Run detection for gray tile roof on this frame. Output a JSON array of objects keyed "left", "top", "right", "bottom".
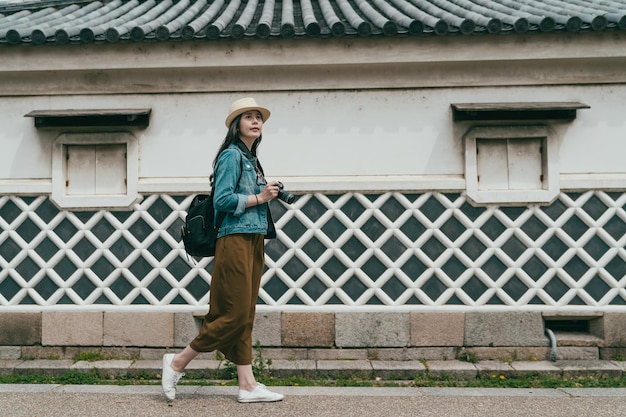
[{"left": 1, "top": 0, "right": 625, "bottom": 45}]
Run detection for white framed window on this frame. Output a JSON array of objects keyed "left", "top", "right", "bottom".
[
  {"left": 464, "top": 125, "right": 559, "bottom": 204},
  {"left": 51, "top": 132, "right": 139, "bottom": 209}
]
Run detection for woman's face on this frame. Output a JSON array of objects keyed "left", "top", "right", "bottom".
[{"left": 238, "top": 110, "right": 264, "bottom": 141}]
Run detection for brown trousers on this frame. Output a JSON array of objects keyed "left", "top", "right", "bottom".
[{"left": 189, "top": 233, "right": 264, "bottom": 365}]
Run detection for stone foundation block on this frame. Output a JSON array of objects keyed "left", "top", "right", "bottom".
[
  {"left": 420, "top": 347, "right": 457, "bottom": 361},
  {"left": 20, "top": 346, "right": 65, "bottom": 360},
  {"left": 469, "top": 346, "right": 549, "bottom": 362},
  {"left": 62, "top": 346, "right": 141, "bottom": 361},
  {"left": 410, "top": 312, "right": 464, "bottom": 347},
  {"left": 557, "top": 346, "right": 599, "bottom": 361},
  {"left": 426, "top": 360, "right": 477, "bottom": 379},
  {"left": 600, "top": 347, "right": 626, "bottom": 360},
  {"left": 0, "top": 346, "right": 21, "bottom": 360},
  {"left": 307, "top": 348, "right": 369, "bottom": 360},
  {"left": 104, "top": 312, "right": 173, "bottom": 347},
  {"left": 261, "top": 348, "right": 308, "bottom": 360},
  {"left": 611, "top": 361, "right": 626, "bottom": 373},
  {"left": 42, "top": 312, "right": 103, "bottom": 346},
  {"left": 174, "top": 313, "right": 199, "bottom": 348},
  {"left": 336, "top": 312, "right": 409, "bottom": 348},
  {"left": 560, "top": 360, "right": 623, "bottom": 378},
  {"left": 475, "top": 360, "right": 516, "bottom": 377},
  {"left": 317, "top": 360, "right": 373, "bottom": 379},
  {"left": 0, "top": 360, "right": 22, "bottom": 376},
  {"left": 15, "top": 359, "right": 74, "bottom": 376},
  {"left": 465, "top": 312, "right": 547, "bottom": 347},
  {"left": 603, "top": 313, "right": 626, "bottom": 347},
  {"left": 282, "top": 312, "right": 334, "bottom": 347},
  {"left": 129, "top": 359, "right": 162, "bottom": 375},
  {"left": 252, "top": 311, "right": 282, "bottom": 346},
  {"left": 139, "top": 348, "right": 168, "bottom": 360},
  {"left": 369, "top": 347, "right": 457, "bottom": 361},
  {"left": 270, "top": 359, "right": 317, "bottom": 378},
  {"left": 510, "top": 361, "right": 562, "bottom": 376},
  {"left": 72, "top": 360, "right": 134, "bottom": 377},
  {"left": 372, "top": 360, "right": 426, "bottom": 379},
  {"left": 0, "top": 313, "right": 41, "bottom": 345}
]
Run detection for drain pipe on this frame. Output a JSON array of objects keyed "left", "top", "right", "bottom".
[{"left": 545, "top": 328, "right": 557, "bottom": 362}]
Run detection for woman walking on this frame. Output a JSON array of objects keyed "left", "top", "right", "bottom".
[{"left": 162, "top": 97, "right": 284, "bottom": 403}]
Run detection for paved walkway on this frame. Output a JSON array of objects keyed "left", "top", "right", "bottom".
[
  {"left": 1, "top": 384, "right": 626, "bottom": 417},
  {"left": 2, "top": 359, "right": 626, "bottom": 416}
]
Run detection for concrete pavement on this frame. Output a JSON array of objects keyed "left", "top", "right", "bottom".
[
  {"left": 2, "top": 359, "right": 626, "bottom": 416},
  {"left": 1, "top": 384, "right": 626, "bottom": 417},
  {"left": 2, "top": 358, "right": 626, "bottom": 416}
]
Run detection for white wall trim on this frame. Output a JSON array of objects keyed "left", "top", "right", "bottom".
[
  {"left": 1, "top": 33, "right": 626, "bottom": 95},
  {"left": 560, "top": 173, "right": 626, "bottom": 191},
  {"left": 0, "top": 179, "right": 51, "bottom": 194},
  {"left": 2, "top": 173, "right": 626, "bottom": 195},
  {"left": 51, "top": 132, "right": 140, "bottom": 209},
  {"left": 1, "top": 304, "right": 626, "bottom": 313},
  {"left": 464, "top": 125, "right": 559, "bottom": 204},
  {"left": 137, "top": 175, "right": 467, "bottom": 194}
]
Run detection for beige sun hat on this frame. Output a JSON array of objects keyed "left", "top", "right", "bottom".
[{"left": 225, "top": 97, "right": 271, "bottom": 128}]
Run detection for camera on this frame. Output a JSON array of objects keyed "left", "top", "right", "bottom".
[{"left": 277, "top": 182, "right": 296, "bottom": 204}]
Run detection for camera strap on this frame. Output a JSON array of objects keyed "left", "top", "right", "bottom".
[{"left": 235, "top": 139, "right": 265, "bottom": 182}]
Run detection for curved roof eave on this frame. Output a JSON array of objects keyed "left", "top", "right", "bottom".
[{"left": 0, "top": 0, "right": 625, "bottom": 46}]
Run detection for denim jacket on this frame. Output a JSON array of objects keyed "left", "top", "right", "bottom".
[{"left": 213, "top": 142, "right": 276, "bottom": 239}]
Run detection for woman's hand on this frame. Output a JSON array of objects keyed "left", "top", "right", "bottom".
[{"left": 257, "top": 181, "right": 280, "bottom": 204}]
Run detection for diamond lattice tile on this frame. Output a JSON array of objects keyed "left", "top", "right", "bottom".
[{"left": 0, "top": 191, "right": 624, "bottom": 308}]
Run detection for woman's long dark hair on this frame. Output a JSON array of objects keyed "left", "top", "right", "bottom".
[{"left": 211, "top": 114, "right": 264, "bottom": 181}]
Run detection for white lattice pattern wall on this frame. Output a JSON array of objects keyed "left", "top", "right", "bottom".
[{"left": 0, "top": 191, "right": 624, "bottom": 310}]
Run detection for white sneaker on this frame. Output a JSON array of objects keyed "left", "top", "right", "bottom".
[
  {"left": 238, "top": 383, "right": 284, "bottom": 403},
  {"left": 161, "top": 353, "right": 184, "bottom": 401}
]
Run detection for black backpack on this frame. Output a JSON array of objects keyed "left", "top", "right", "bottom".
[
  {"left": 180, "top": 189, "right": 225, "bottom": 258},
  {"left": 181, "top": 156, "right": 242, "bottom": 258}
]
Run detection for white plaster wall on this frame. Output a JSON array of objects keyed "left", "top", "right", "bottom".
[
  {"left": 0, "top": 83, "right": 624, "bottom": 193},
  {"left": 0, "top": 96, "right": 53, "bottom": 180},
  {"left": 1, "top": 30, "right": 625, "bottom": 193},
  {"left": 558, "top": 86, "right": 626, "bottom": 174}
]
